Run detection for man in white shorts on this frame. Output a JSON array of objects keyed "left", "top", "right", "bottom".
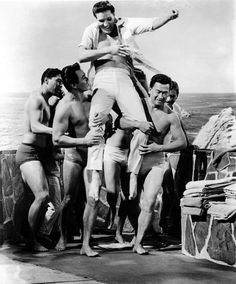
[{"left": 78, "top": 1, "right": 179, "bottom": 202}]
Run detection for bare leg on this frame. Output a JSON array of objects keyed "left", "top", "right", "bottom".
[
  {"left": 80, "top": 168, "right": 99, "bottom": 257},
  {"left": 88, "top": 170, "right": 101, "bottom": 201},
  {"left": 133, "top": 167, "right": 164, "bottom": 255},
  {"left": 115, "top": 190, "right": 128, "bottom": 244},
  {"left": 56, "top": 160, "right": 82, "bottom": 251},
  {"left": 104, "top": 158, "right": 121, "bottom": 230},
  {"left": 20, "top": 161, "right": 49, "bottom": 252}
]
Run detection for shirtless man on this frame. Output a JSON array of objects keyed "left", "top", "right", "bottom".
[
  {"left": 119, "top": 74, "right": 187, "bottom": 254},
  {"left": 52, "top": 63, "right": 104, "bottom": 255},
  {"left": 78, "top": 1, "right": 179, "bottom": 202},
  {"left": 16, "top": 68, "right": 63, "bottom": 251}
]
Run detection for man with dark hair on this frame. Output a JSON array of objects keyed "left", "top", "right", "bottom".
[
  {"left": 78, "top": 0, "right": 179, "bottom": 204},
  {"left": 161, "top": 80, "right": 191, "bottom": 240},
  {"left": 16, "top": 68, "right": 63, "bottom": 251},
  {"left": 166, "top": 80, "right": 190, "bottom": 119},
  {"left": 119, "top": 74, "right": 187, "bottom": 254},
  {"left": 52, "top": 63, "right": 104, "bottom": 255}
]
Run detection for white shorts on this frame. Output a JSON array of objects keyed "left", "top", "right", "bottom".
[{"left": 104, "top": 144, "right": 129, "bottom": 167}]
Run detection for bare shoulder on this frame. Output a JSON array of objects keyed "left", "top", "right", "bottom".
[
  {"left": 26, "top": 91, "right": 43, "bottom": 108},
  {"left": 168, "top": 111, "right": 181, "bottom": 126}
]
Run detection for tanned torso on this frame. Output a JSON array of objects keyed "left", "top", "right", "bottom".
[
  {"left": 61, "top": 93, "right": 90, "bottom": 139},
  {"left": 148, "top": 104, "right": 173, "bottom": 145}
]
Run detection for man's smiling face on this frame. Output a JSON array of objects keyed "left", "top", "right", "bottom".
[{"left": 95, "top": 10, "right": 116, "bottom": 35}]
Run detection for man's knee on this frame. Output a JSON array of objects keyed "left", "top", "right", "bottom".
[
  {"left": 141, "top": 199, "right": 155, "bottom": 213},
  {"left": 35, "top": 191, "right": 49, "bottom": 204},
  {"left": 87, "top": 196, "right": 99, "bottom": 207}
]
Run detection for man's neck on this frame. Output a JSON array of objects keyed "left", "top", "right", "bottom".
[
  {"left": 71, "top": 90, "right": 84, "bottom": 102},
  {"left": 148, "top": 97, "right": 164, "bottom": 111},
  {"left": 41, "top": 86, "right": 51, "bottom": 103}
]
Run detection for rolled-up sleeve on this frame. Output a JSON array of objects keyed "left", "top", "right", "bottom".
[
  {"left": 126, "top": 17, "right": 156, "bottom": 35},
  {"left": 78, "top": 24, "right": 95, "bottom": 49}
]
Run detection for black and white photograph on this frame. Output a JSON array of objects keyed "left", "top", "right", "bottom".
[{"left": 0, "top": 0, "right": 236, "bottom": 283}]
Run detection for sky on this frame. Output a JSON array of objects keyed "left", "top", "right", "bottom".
[{"left": 0, "top": 0, "right": 235, "bottom": 94}]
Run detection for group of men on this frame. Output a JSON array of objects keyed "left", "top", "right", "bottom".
[{"left": 16, "top": 1, "right": 187, "bottom": 256}]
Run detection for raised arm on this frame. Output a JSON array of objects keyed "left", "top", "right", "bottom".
[
  {"left": 29, "top": 98, "right": 52, "bottom": 135},
  {"left": 152, "top": 10, "right": 179, "bottom": 30}
]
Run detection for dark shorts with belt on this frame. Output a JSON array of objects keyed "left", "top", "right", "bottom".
[
  {"left": 16, "top": 143, "right": 60, "bottom": 177},
  {"left": 64, "top": 147, "right": 88, "bottom": 168}
]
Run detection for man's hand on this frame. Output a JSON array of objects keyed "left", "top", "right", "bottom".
[
  {"left": 84, "top": 130, "right": 103, "bottom": 146},
  {"left": 139, "top": 143, "right": 163, "bottom": 155},
  {"left": 137, "top": 121, "right": 154, "bottom": 135},
  {"left": 108, "top": 44, "right": 130, "bottom": 57},
  {"left": 83, "top": 90, "right": 93, "bottom": 101},
  {"left": 91, "top": 112, "right": 109, "bottom": 127},
  {"left": 170, "top": 9, "right": 179, "bottom": 20}
]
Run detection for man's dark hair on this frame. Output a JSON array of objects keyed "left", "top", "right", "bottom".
[
  {"left": 170, "top": 80, "right": 179, "bottom": 96},
  {"left": 61, "top": 63, "right": 81, "bottom": 92},
  {"left": 41, "top": 68, "right": 61, "bottom": 85},
  {"left": 92, "top": 1, "right": 115, "bottom": 17},
  {"left": 149, "top": 74, "right": 172, "bottom": 89}
]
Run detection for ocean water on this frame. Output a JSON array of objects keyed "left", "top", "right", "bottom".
[{"left": 0, "top": 92, "right": 235, "bottom": 151}]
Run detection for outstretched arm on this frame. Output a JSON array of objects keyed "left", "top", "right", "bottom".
[{"left": 152, "top": 10, "right": 179, "bottom": 30}]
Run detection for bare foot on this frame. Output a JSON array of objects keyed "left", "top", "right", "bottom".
[
  {"left": 133, "top": 244, "right": 149, "bottom": 255},
  {"left": 105, "top": 209, "right": 114, "bottom": 230},
  {"left": 130, "top": 236, "right": 136, "bottom": 247},
  {"left": 115, "top": 234, "right": 124, "bottom": 244},
  {"left": 26, "top": 240, "right": 48, "bottom": 252},
  {"left": 129, "top": 173, "right": 137, "bottom": 200},
  {"left": 55, "top": 237, "right": 66, "bottom": 251},
  {"left": 80, "top": 245, "right": 99, "bottom": 257}
]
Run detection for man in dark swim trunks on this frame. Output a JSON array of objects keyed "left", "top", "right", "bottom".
[
  {"left": 16, "top": 68, "right": 63, "bottom": 251},
  {"left": 52, "top": 63, "right": 105, "bottom": 256}
]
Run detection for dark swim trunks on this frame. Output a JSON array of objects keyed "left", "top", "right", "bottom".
[{"left": 16, "top": 143, "right": 60, "bottom": 177}]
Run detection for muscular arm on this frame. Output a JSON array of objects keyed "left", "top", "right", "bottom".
[
  {"left": 139, "top": 113, "right": 187, "bottom": 155},
  {"left": 52, "top": 102, "right": 88, "bottom": 147},
  {"left": 29, "top": 98, "right": 52, "bottom": 135},
  {"left": 162, "top": 113, "right": 187, "bottom": 152},
  {"left": 118, "top": 116, "right": 153, "bottom": 135}
]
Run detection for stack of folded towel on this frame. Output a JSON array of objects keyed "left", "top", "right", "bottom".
[
  {"left": 224, "top": 183, "right": 236, "bottom": 205},
  {"left": 181, "top": 177, "right": 236, "bottom": 216},
  {"left": 207, "top": 202, "right": 236, "bottom": 220}
]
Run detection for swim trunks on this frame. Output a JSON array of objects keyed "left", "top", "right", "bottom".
[{"left": 16, "top": 143, "right": 60, "bottom": 177}]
